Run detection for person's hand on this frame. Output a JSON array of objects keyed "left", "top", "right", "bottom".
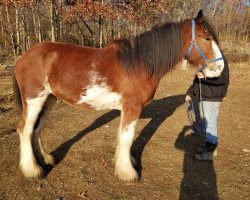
[
  {"left": 185, "top": 95, "right": 192, "bottom": 102},
  {"left": 195, "top": 72, "right": 205, "bottom": 79}
]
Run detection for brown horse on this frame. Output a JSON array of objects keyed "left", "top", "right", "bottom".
[{"left": 13, "top": 10, "right": 224, "bottom": 181}]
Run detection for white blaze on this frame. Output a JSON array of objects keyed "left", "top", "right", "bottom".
[
  {"left": 204, "top": 41, "right": 225, "bottom": 78},
  {"left": 212, "top": 40, "right": 224, "bottom": 71}
]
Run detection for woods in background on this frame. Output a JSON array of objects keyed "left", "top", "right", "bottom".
[{"left": 0, "top": 0, "right": 249, "bottom": 62}]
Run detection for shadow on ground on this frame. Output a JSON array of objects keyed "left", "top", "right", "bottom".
[
  {"left": 175, "top": 125, "right": 219, "bottom": 200},
  {"left": 45, "top": 94, "right": 185, "bottom": 178},
  {"left": 132, "top": 94, "right": 185, "bottom": 177}
]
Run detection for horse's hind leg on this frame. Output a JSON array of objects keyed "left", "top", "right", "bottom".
[
  {"left": 32, "top": 94, "right": 57, "bottom": 166},
  {"left": 115, "top": 104, "right": 141, "bottom": 181},
  {"left": 18, "top": 92, "right": 49, "bottom": 178}
]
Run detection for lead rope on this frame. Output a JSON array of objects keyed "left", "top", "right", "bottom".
[
  {"left": 198, "top": 78, "right": 206, "bottom": 135},
  {"left": 185, "top": 78, "right": 205, "bottom": 135},
  {"left": 185, "top": 100, "right": 197, "bottom": 133}
]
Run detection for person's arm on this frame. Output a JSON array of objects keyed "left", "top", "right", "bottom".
[{"left": 201, "top": 71, "right": 229, "bottom": 86}]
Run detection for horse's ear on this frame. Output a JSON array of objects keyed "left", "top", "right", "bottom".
[{"left": 196, "top": 9, "right": 203, "bottom": 24}]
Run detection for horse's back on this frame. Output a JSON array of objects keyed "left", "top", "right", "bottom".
[
  {"left": 16, "top": 41, "right": 101, "bottom": 67},
  {"left": 14, "top": 41, "right": 121, "bottom": 104}
]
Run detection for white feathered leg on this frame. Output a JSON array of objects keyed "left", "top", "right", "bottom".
[
  {"left": 115, "top": 118, "right": 138, "bottom": 181},
  {"left": 19, "top": 93, "right": 48, "bottom": 177}
]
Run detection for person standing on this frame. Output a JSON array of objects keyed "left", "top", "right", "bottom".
[{"left": 185, "top": 56, "right": 229, "bottom": 160}]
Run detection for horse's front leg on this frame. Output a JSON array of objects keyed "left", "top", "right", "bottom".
[{"left": 115, "top": 104, "right": 141, "bottom": 181}]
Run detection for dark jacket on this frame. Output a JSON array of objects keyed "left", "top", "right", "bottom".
[{"left": 186, "top": 56, "right": 229, "bottom": 102}]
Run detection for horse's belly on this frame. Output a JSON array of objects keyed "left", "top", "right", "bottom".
[{"left": 75, "top": 84, "right": 122, "bottom": 110}]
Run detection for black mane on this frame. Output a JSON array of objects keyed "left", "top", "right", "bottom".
[{"left": 116, "top": 22, "right": 183, "bottom": 76}]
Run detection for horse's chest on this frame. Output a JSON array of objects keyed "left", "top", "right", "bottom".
[{"left": 76, "top": 83, "right": 122, "bottom": 110}]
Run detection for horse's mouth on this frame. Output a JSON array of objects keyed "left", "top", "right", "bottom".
[
  {"left": 201, "top": 61, "right": 224, "bottom": 78},
  {"left": 203, "top": 67, "right": 223, "bottom": 78}
]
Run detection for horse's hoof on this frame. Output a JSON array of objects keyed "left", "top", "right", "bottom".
[
  {"left": 44, "top": 153, "right": 55, "bottom": 166},
  {"left": 20, "top": 164, "right": 43, "bottom": 178},
  {"left": 115, "top": 167, "right": 138, "bottom": 182}
]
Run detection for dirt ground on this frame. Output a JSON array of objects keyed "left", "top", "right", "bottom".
[{"left": 0, "top": 55, "right": 249, "bottom": 200}]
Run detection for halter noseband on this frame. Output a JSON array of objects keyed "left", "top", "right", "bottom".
[{"left": 184, "top": 19, "right": 223, "bottom": 69}]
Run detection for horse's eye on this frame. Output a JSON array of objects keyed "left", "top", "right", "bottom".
[{"left": 205, "top": 37, "right": 211, "bottom": 41}]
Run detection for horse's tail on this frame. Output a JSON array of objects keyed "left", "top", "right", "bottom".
[{"left": 12, "top": 74, "right": 22, "bottom": 112}]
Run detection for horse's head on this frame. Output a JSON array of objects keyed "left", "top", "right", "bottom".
[{"left": 183, "top": 10, "right": 224, "bottom": 78}]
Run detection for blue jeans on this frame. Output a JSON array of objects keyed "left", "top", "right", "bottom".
[{"left": 199, "top": 101, "right": 221, "bottom": 145}]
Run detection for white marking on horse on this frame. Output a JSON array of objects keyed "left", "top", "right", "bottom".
[
  {"left": 44, "top": 77, "right": 53, "bottom": 94},
  {"left": 20, "top": 90, "right": 49, "bottom": 177},
  {"left": 115, "top": 119, "right": 138, "bottom": 180},
  {"left": 204, "top": 41, "right": 225, "bottom": 78},
  {"left": 76, "top": 71, "right": 122, "bottom": 110},
  {"left": 90, "top": 63, "right": 96, "bottom": 69}
]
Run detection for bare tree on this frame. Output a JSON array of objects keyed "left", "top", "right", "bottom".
[
  {"left": 5, "top": 5, "right": 16, "bottom": 59},
  {"left": 0, "top": 0, "right": 249, "bottom": 62}
]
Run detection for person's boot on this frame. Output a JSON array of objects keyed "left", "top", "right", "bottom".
[{"left": 194, "top": 142, "right": 217, "bottom": 161}]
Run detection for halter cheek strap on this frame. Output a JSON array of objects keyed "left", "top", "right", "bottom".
[{"left": 185, "top": 19, "right": 223, "bottom": 68}]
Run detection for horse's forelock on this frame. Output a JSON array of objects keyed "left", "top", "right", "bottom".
[{"left": 202, "top": 17, "right": 220, "bottom": 47}]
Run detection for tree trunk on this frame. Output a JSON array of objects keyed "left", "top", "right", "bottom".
[
  {"left": 37, "top": 12, "right": 42, "bottom": 42},
  {"left": 0, "top": 6, "right": 6, "bottom": 47},
  {"left": 21, "top": 6, "right": 30, "bottom": 52},
  {"left": 75, "top": 19, "right": 85, "bottom": 44},
  {"left": 111, "top": 19, "right": 115, "bottom": 40},
  {"left": 14, "top": 2, "right": 21, "bottom": 55},
  {"left": 32, "top": 6, "right": 38, "bottom": 41},
  {"left": 50, "top": 0, "right": 56, "bottom": 42},
  {"left": 5, "top": 6, "right": 16, "bottom": 59},
  {"left": 99, "top": 15, "right": 103, "bottom": 47}
]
